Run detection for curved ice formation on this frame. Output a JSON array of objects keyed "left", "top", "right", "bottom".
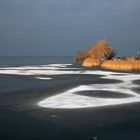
[
  {"left": 38, "top": 72, "right": 140, "bottom": 109},
  {"left": 0, "top": 64, "right": 140, "bottom": 109},
  {"left": 0, "top": 64, "right": 80, "bottom": 79},
  {"left": 0, "top": 64, "right": 128, "bottom": 77}
]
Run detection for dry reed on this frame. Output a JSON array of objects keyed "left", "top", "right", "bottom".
[
  {"left": 101, "top": 59, "right": 140, "bottom": 71},
  {"left": 74, "top": 40, "right": 114, "bottom": 62}
]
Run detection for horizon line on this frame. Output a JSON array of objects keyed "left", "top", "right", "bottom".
[{"left": 0, "top": 55, "right": 74, "bottom": 58}]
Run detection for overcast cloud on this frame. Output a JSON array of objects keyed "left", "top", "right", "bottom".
[{"left": 0, "top": 0, "right": 140, "bottom": 56}]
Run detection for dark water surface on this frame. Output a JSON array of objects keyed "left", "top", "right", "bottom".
[
  {"left": 0, "top": 57, "right": 140, "bottom": 140},
  {"left": 0, "top": 56, "right": 73, "bottom": 66}
]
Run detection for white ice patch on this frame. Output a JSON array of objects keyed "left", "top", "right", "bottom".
[
  {"left": 0, "top": 64, "right": 128, "bottom": 76},
  {"left": 38, "top": 72, "right": 140, "bottom": 109},
  {"left": 35, "top": 76, "right": 52, "bottom": 80},
  {"left": 46, "top": 64, "right": 72, "bottom": 67},
  {"left": 0, "top": 64, "right": 140, "bottom": 109},
  {"left": 0, "top": 64, "right": 80, "bottom": 77},
  {"left": 0, "top": 64, "right": 78, "bottom": 70}
]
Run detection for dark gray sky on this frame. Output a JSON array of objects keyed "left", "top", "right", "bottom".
[{"left": 0, "top": 0, "right": 140, "bottom": 56}]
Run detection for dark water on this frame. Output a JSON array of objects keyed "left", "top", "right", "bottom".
[
  {"left": 0, "top": 56, "right": 73, "bottom": 66},
  {"left": 0, "top": 56, "right": 73, "bottom": 93},
  {"left": 0, "top": 57, "right": 140, "bottom": 140}
]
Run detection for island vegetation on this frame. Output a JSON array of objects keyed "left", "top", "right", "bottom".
[{"left": 74, "top": 40, "right": 140, "bottom": 71}]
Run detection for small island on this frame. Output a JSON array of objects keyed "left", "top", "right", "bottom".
[{"left": 74, "top": 40, "right": 140, "bottom": 71}]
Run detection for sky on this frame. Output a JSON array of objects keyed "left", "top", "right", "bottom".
[{"left": 0, "top": 0, "right": 140, "bottom": 56}]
